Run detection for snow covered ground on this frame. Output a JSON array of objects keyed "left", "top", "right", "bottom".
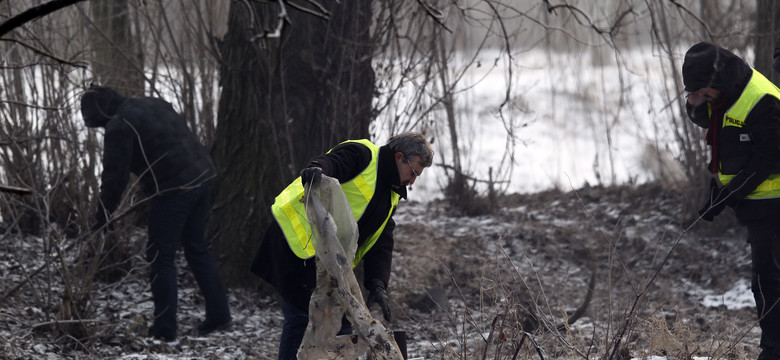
[
  {"left": 0, "top": 27, "right": 763, "bottom": 358},
  {"left": 0, "top": 184, "right": 763, "bottom": 359}
]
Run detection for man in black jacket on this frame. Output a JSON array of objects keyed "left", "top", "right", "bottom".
[
  {"left": 250, "top": 132, "right": 434, "bottom": 360},
  {"left": 683, "top": 42, "right": 780, "bottom": 360},
  {"left": 80, "top": 85, "right": 231, "bottom": 343}
]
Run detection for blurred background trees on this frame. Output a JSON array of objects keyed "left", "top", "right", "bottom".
[{"left": 0, "top": 0, "right": 778, "bottom": 301}]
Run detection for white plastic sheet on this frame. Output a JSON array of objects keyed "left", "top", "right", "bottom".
[{"left": 297, "top": 176, "right": 403, "bottom": 360}]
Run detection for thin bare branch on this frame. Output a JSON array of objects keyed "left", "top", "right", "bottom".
[
  {"left": 0, "top": 38, "right": 86, "bottom": 68},
  {"left": 0, "top": 0, "right": 87, "bottom": 38}
]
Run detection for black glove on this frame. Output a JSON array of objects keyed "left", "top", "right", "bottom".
[
  {"left": 300, "top": 167, "right": 322, "bottom": 186},
  {"left": 366, "top": 279, "right": 391, "bottom": 321},
  {"left": 699, "top": 178, "right": 734, "bottom": 222}
]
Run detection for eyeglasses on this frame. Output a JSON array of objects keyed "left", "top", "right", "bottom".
[{"left": 404, "top": 157, "right": 421, "bottom": 178}]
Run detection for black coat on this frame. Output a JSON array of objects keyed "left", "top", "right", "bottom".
[
  {"left": 93, "top": 95, "right": 216, "bottom": 220},
  {"left": 250, "top": 142, "right": 406, "bottom": 311}
]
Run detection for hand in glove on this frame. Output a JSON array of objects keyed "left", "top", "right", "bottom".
[
  {"left": 366, "top": 279, "right": 391, "bottom": 321},
  {"left": 699, "top": 178, "right": 734, "bottom": 222},
  {"left": 300, "top": 167, "right": 322, "bottom": 186}
]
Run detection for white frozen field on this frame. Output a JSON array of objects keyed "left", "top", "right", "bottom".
[{"left": 374, "top": 45, "right": 756, "bottom": 202}]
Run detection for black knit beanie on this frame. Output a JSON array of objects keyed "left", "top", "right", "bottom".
[
  {"left": 80, "top": 85, "right": 124, "bottom": 128},
  {"left": 682, "top": 42, "right": 723, "bottom": 92}
]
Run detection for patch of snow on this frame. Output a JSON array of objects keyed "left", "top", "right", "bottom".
[{"left": 700, "top": 279, "right": 755, "bottom": 310}]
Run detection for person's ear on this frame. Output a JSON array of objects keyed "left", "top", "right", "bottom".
[{"left": 394, "top": 151, "right": 404, "bottom": 160}]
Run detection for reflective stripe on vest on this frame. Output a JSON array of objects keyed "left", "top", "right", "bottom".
[
  {"left": 271, "top": 139, "right": 400, "bottom": 266},
  {"left": 718, "top": 69, "right": 780, "bottom": 199}
]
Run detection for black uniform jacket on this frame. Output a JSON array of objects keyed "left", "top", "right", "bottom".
[
  {"left": 250, "top": 142, "right": 406, "bottom": 311},
  {"left": 686, "top": 50, "right": 780, "bottom": 223},
  {"left": 97, "top": 96, "right": 216, "bottom": 218}
]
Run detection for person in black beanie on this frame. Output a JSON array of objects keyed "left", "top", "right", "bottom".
[
  {"left": 80, "top": 85, "right": 232, "bottom": 343},
  {"left": 683, "top": 42, "right": 780, "bottom": 360}
]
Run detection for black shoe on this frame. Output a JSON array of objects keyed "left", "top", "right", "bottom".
[
  {"left": 758, "top": 349, "right": 780, "bottom": 360},
  {"left": 197, "top": 318, "right": 232, "bottom": 336},
  {"left": 150, "top": 335, "right": 179, "bottom": 346},
  {"left": 148, "top": 328, "right": 178, "bottom": 345}
]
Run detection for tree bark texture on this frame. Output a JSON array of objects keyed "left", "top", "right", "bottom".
[
  {"left": 754, "top": 0, "right": 780, "bottom": 84},
  {"left": 209, "top": 1, "right": 375, "bottom": 287}
]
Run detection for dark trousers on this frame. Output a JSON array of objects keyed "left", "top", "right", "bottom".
[
  {"left": 146, "top": 181, "right": 230, "bottom": 339},
  {"left": 278, "top": 298, "right": 352, "bottom": 360},
  {"left": 748, "top": 221, "right": 780, "bottom": 356}
]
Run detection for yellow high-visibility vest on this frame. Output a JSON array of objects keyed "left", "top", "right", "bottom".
[
  {"left": 271, "top": 139, "right": 400, "bottom": 267},
  {"left": 718, "top": 69, "right": 780, "bottom": 199}
]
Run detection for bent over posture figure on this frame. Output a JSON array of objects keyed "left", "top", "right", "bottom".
[
  {"left": 80, "top": 85, "right": 231, "bottom": 343},
  {"left": 683, "top": 42, "right": 780, "bottom": 360},
  {"left": 250, "top": 132, "right": 434, "bottom": 360}
]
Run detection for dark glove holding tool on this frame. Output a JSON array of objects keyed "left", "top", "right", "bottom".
[
  {"left": 699, "top": 178, "right": 734, "bottom": 222},
  {"left": 366, "top": 278, "right": 391, "bottom": 321},
  {"left": 300, "top": 167, "right": 323, "bottom": 186}
]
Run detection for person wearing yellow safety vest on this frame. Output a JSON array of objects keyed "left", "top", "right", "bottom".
[
  {"left": 683, "top": 42, "right": 780, "bottom": 360},
  {"left": 249, "top": 132, "right": 434, "bottom": 360}
]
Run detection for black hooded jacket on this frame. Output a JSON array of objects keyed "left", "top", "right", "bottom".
[
  {"left": 81, "top": 87, "right": 216, "bottom": 223},
  {"left": 250, "top": 142, "right": 405, "bottom": 311},
  {"left": 683, "top": 43, "right": 780, "bottom": 223}
]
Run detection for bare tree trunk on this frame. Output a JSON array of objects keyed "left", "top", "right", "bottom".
[
  {"left": 87, "top": 0, "right": 144, "bottom": 281},
  {"left": 89, "top": 0, "right": 143, "bottom": 95},
  {"left": 435, "top": 27, "right": 472, "bottom": 213},
  {"left": 755, "top": 0, "right": 780, "bottom": 84},
  {"left": 208, "top": 0, "right": 375, "bottom": 287},
  {"left": 207, "top": 2, "right": 278, "bottom": 288}
]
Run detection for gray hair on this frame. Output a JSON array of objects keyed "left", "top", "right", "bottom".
[{"left": 386, "top": 132, "right": 434, "bottom": 167}]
